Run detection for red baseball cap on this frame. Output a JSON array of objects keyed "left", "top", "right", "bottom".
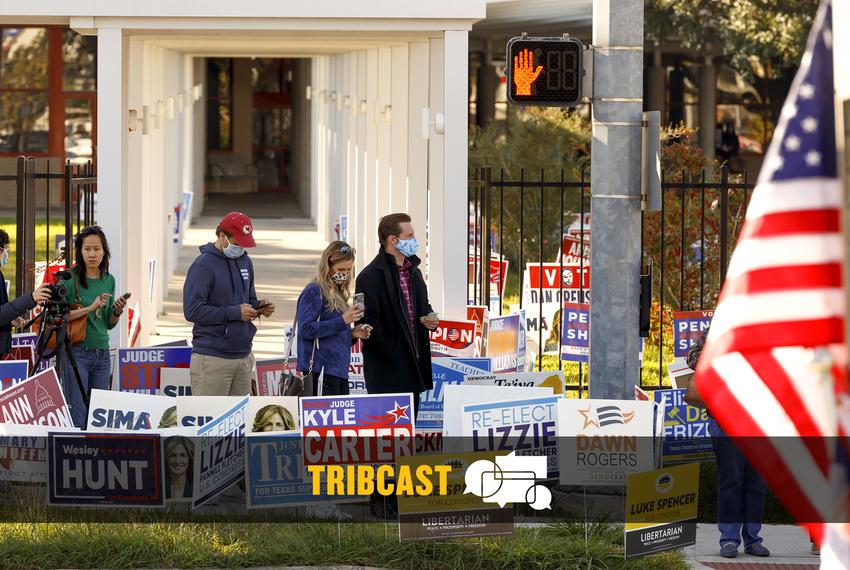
[{"left": 219, "top": 211, "right": 256, "bottom": 247}]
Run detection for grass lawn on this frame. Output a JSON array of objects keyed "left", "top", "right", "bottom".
[
  {"left": 0, "top": 218, "right": 69, "bottom": 298},
  {"left": 0, "top": 520, "right": 687, "bottom": 569}
]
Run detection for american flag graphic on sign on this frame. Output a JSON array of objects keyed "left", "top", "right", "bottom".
[{"left": 694, "top": 0, "right": 850, "bottom": 555}]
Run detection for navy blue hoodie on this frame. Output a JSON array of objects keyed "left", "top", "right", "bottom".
[{"left": 183, "top": 243, "right": 258, "bottom": 359}]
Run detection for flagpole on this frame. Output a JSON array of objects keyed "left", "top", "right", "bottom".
[{"left": 835, "top": 0, "right": 850, "bottom": 368}]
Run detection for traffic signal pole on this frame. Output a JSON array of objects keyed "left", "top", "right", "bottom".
[{"left": 588, "top": 0, "right": 644, "bottom": 399}]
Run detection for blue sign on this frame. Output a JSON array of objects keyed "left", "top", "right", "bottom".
[
  {"left": 117, "top": 347, "right": 193, "bottom": 394},
  {"left": 300, "top": 394, "right": 414, "bottom": 465},
  {"left": 652, "top": 388, "right": 713, "bottom": 465},
  {"left": 246, "top": 432, "right": 342, "bottom": 508},
  {"left": 419, "top": 357, "right": 492, "bottom": 429},
  {"left": 47, "top": 432, "right": 165, "bottom": 507},
  {"left": 560, "top": 303, "right": 589, "bottom": 363},
  {"left": 194, "top": 396, "right": 248, "bottom": 508},
  {"left": 0, "top": 360, "right": 30, "bottom": 391},
  {"left": 672, "top": 310, "right": 713, "bottom": 358}
]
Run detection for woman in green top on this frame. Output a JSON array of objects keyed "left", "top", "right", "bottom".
[{"left": 61, "top": 226, "right": 131, "bottom": 428}]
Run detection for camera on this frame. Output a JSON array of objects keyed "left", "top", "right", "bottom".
[{"left": 42, "top": 270, "right": 73, "bottom": 318}]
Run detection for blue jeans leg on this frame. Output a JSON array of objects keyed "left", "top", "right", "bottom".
[
  {"left": 710, "top": 420, "right": 765, "bottom": 547},
  {"left": 63, "top": 347, "right": 111, "bottom": 429}
]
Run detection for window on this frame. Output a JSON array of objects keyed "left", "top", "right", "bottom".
[
  {"left": 0, "top": 28, "right": 49, "bottom": 153},
  {"left": 206, "top": 58, "right": 233, "bottom": 150},
  {"left": 62, "top": 30, "right": 96, "bottom": 91}
]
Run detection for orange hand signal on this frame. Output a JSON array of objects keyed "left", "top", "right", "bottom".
[{"left": 513, "top": 48, "right": 543, "bottom": 96}]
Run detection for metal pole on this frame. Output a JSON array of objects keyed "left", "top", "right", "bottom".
[
  {"left": 719, "top": 165, "right": 729, "bottom": 286},
  {"left": 64, "top": 162, "right": 73, "bottom": 270},
  {"left": 15, "top": 157, "right": 25, "bottom": 297},
  {"left": 481, "top": 167, "right": 493, "bottom": 306},
  {"left": 589, "top": 0, "right": 645, "bottom": 399},
  {"left": 21, "top": 158, "right": 36, "bottom": 296}
]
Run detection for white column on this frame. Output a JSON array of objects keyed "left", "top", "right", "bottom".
[
  {"left": 426, "top": 38, "right": 444, "bottom": 293},
  {"left": 390, "top": 45, "right": 409, "bottom": 212},
  {"left": 407, "top": 42, "right": 429, "bottom": 235},
  {"left": 97, "top": 28, "right": 129, "bottom": 348},
  {"left": 310, "top": 57, "right": 321, "bottom": 229},
  {"left": 354, "top": 50, "right": 368, "bottom": 269},
  {"left": 376, "top": 47, "right": 392, "bottom": 218},
  {"left": 364, "top": 49, "right": 379, "bottom": 254},
  {"left": 440, "top": 30, "right": 468, "bottom": 316},
  {"left": 125, "top": 37, "right": 143, "bottom": 345}
]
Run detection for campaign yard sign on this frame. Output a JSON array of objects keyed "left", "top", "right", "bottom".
[
  {"left": 87, "top": 390, "right": 175, "bottom": 431},
  {"left": 397, "top": 451, "right": 514, "bottom": 540},
  {"left": 522, "top": 263, "right": 590, "bottom": 355},
  {"left": 672, "top": 310, "right": 713, "bottom": 358},
  {"left": 47, "top": 431, "right": 165, "bottom": 507},
  {"left": 300, "top": 394, "right": 414, "bottom": 465},
  {"left": 430, "top": 319, "right": 478, "bottom": 358},
  {"left": 466, "top": 306, "right": 488, "bottom": 356},
  {"left": 463, "top": 371, "right": 565, "bottom": 396},
  {"left": 419, "top": 357, "right": 492, "bottom": 430},
  {"left": 487, "top": 314, "right": 522, "bottom": 373},
  {"left": 4, "top": 335, "right": 35, "bottom": 368},
  {"left": 177, "top": 396, "right": 244, "bottom": 428},
  {"left": 560, "top": 234, "right": 590, "bottom": 265},
  {"left": 558, "top": 399, "right": 658, "bottom": 486},
  {"left": 158, "top": 368, "right": 192, "bottom": 398},
  {"left": 0, "top": 368, "right": 72, "bottom": 427},
  {"left": 462, "top": 395, "right": 560, "bottom": 479},
  {"left": 560, "top": 303, "right": 590, "bottom": 362},
  {"left": 254, "top": 357, "right": 297, "bottom": 397},
  {"left": 442, "top": 384, "right": 551, "bottom": 439},
  {"left": 625, "top": 463, "right": 699, "bottom": 559},
  {"left": 652, "top": 389, "right": 713, "bottom": 465},
  {"left": 193, "top": 396, "right": 248, "bottom": 508},
  {"left": 246, "top": 396, "right": 300, "bottom": 431},
  {"left": 0, "top": 423, "right": 79, "bottom": 483},
  {"left": 245, "top": 431, "right": 355, "bottom": 508},
  {"left": 0, "top": 360, "right": 30, "bottom": 392},
  {"left": 116, "top": 347, "right": 192, "bottom": 394},
  {"left": 348, "top": 342, "right": 366, "bottom": 395},
  {"left": 415, "top": 429, "right": 443, "bottom": 455}
]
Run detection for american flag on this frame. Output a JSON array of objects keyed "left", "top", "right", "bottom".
[{"left": 694, "top": 0, "right": 849, "bottom": 551}]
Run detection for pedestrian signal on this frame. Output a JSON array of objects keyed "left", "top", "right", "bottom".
[{"left": 506, "top": 35, "right": 584, "bottom": 107}]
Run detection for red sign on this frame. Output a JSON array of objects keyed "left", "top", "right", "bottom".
[
  {"left": 255, "top": 357, "right": 297, "bottom": 397},
  {"left": 526, "top": 263, "right": 590, "bottom": 290},
  {"left": 0, "top": 368, "right": 72, "bottom": 427},
  {"left": 561, "top": 234, "right": 590, "bottom": 265},
  {"left": 429, "top": 319, "right": 477, "bottom": 357},
  {"left": 468, "top": 255, "right": 509, "bottom": 296}
]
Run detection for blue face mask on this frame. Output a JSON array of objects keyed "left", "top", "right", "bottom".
[
  {"left": 222, "top": 238, "right": 244, "bottom": 259},
  {"left": 0, "top": 253, "right": 7, "bottom": 268},
  {"left": 395, "top": 236, "right": 419, "bottom": 258}
]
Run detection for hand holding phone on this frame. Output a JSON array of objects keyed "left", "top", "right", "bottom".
[{"left": 353, "top": 292, "right": 365, "bottom": 311}]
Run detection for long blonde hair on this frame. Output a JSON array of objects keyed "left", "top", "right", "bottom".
[{"left": 314, "top": 241, "right": 355, "bottom": 313}]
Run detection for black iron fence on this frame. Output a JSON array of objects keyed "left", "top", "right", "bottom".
[
  {"left": 467, "top": 165, "right": 754, "bottom": 393},
  {"left": 0, "top": 156, "right": 96, "bottom": 296}
]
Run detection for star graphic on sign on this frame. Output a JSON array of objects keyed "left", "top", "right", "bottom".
[
  {"left": 784, "top": 135, "right": 801, "bottom": 151},
  {"left": 798, "top": 83, "right": 815, "bottom": 99},
  {"left": 387, "top": 402, "right": 409, "bottom": 423},
  {"left": 801, "top": 116, "right": 818, "bottom": 133},
  {"left": 805, "top": 151, "right": 821, "bottom": 167},
  {"left": 577, "top": 406, "right": 599, "bottom": 429}
]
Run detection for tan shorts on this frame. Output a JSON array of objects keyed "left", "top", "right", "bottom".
[{"left": 189, "top": 352, "right": 255, "bottom": 396}]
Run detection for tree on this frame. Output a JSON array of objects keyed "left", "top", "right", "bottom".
[{"left": 646, "top": 0, "right": 819, "bottom": 80}]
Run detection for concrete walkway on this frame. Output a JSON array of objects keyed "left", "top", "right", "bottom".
[
  {"left": 685, "top": 524, "right": 820, "bottom": 569},
  {"left": 153, "top": 204, "right": 328, "bottom": 359}
]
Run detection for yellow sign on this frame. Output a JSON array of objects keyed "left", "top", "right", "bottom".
[
  {"left": 625, "top": 463, "right": 699, "bottom": 559},
  {"left": 306, "top": 464, "right": 451, "bottom": 497}
]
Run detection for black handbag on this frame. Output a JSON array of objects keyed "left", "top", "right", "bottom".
[{"left": 280, "top": 315, "right": 318, "bottom": 397}]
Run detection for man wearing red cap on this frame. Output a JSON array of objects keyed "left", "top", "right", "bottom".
[{"left": 183, "top": 212, "right": 275, "bottom": 395}]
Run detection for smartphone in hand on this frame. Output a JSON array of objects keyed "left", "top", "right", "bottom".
[{"left": 353, "top": 293, "right": 365, "bottom": 310}]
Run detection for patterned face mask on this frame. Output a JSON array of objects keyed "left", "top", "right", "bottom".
[{"left": 331, "top": 271, "right": 350, "bottom": 284}]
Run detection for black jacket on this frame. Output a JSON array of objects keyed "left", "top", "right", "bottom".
[
  {"left": 0, "top": 272, "right": 37, "bottom": 355},
  {"left": 355, "top": 251, "right": 434, "bottom": 394}
]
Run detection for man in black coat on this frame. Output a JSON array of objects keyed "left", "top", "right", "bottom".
[
  {"left": 0, "top": 229, "right": 51, "bottom": 356},
  {"left": 355, "top": 213, "right": 438, "bottom": 417}
]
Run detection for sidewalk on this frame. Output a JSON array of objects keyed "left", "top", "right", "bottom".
[
  {"left": 153, "top": 212, "right": 328, "bottom": 358},
  {"left": 685, "top": 524, "right": 819, "bottom": 569}
]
